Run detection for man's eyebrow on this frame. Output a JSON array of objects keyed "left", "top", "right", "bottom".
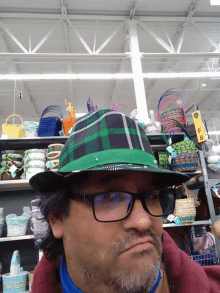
[{"left": 99, "top": 174, "right": 122, "bottom": 184}]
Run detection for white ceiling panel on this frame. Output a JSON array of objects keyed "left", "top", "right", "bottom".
[{"left": 0, "top": 0, "right": 220, "bottom": 128}]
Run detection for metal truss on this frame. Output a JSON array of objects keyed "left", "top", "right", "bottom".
[{"left": 0, "top": 2, "right": 220, "bottom": 120}]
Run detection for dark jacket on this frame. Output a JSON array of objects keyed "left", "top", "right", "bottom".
[{"left": 31, "top": 231, "right": 220, "bottom": 292}]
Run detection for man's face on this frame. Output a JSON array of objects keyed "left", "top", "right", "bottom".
[{"left": 50, "top": 171, "right": 164, "bottom": 293}]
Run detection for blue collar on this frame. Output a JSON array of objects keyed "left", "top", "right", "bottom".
[{"left": 60, "top": 254, "right": 162, "bottom": 293}]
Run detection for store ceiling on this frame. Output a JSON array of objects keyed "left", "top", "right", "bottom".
[{"left": 0, "top": 0, "right": 220, "bottom": 134}]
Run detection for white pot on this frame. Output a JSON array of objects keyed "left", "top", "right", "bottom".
[
  {"left": 24, "top": 149, "right": 46, "bottom": 162},
  {"left": 26, "top": 167, "right": 45, "bottom": 180},
  {"left": 26, "top": 160, "right": 45, "bottom": 169}
]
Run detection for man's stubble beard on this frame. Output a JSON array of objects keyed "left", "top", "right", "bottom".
[{"left": 74, "top": 230, "right": 163, "bottom": 293}]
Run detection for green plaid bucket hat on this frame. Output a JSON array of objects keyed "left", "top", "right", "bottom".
[{"left": 30, "top": 109, "right": 189, "bottom": 193}]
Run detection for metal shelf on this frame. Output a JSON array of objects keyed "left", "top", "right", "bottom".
[
  {"left": 0, "top": 235, "right": 34, "bottom": 242},
  {"left": 0, "top": 179, "right": 32, "bottom": 191},
  {"left": 0, "top": 134, "right": 185, "bottom": 151},
  {"left": 163, "top": 220, "right": 212, "bottom": 228},
  {"left": 0, "top": 136, "right": 69, "bottom": 151}
]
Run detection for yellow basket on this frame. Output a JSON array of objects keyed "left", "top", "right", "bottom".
[{"left": 2, "top": 114, "right": 25, "bottom": 138}]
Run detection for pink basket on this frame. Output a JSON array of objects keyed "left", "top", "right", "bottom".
[{"left": 158, "top": 90, "right": 186, "bottom": 133}]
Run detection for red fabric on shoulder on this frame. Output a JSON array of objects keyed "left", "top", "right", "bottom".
[
  {"left": 163, "top": 230, "right": 220, "bottom": 293},
  {"left": 31, "top": 252, "right": 62, "bottom": 293}
]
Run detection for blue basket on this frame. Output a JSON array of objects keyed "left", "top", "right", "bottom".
[
  {"left": 38, "top": 105, "right": 63, "bottom": 137},
  {"left": 2, "top": 272, "right": 28, "bottom": 293}
]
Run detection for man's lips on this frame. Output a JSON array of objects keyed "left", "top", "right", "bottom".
[{"left": 121, "top": 237, "right": 154, "bottom": 254}]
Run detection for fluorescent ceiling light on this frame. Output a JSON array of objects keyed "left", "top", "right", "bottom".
[
  {"left": 0, "top": 74, "right": 133, "bottom": 80},
  {"left": 210, "top": 0, "right": 220, "bottom": 5},
  {"left": 1, "top": 72, "right": 220, "bottom": 80}
]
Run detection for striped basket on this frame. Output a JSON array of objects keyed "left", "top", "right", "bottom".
[
  {"left": 2, "top": 272, "right": 28, "bottom": 293},
  {"left": 158, "top": 152, "right": 170, "bottom": 170},
  {"left": 162, "top": 119, "right": 199, "bottom": 172},
  {"left": 171, "top": 140, "right": 198, "bottom": 172},
  {"left": 158, "top": 89, "right": 186, "bottom": 133}
]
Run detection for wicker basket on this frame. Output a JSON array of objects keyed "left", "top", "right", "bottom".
[
  {"left": 162, "top": 119, "right": 199, "bottom": 172},
  {"left": 158, "top": 152, "right": 170, "bottom": 170},
  {"left": 158, "top": 89, "right": 186, "bottom": 133},
  {"left": 6, "top": 215, "right": 29, "bottom": 237},
  {"left": 2, "top": 272, "right": 28, "bottom": 293},
  {"left": 174, "top": 184, "right": 196, "bottom": 224}
]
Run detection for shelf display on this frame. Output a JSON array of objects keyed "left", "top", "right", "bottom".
[
  {"left": 0, "top": 208, "right": 4, "bottom": 237},
  {"left": 158, "top": 88, "right": 186, "bottom": 133},
  {"left": 23, "top": 121, "right": 39, "bottom": 138},
  {"left": 1, "top": 114, "right": 25, "bottom": 139},
  {"left": 5, "top": 207, "right": 31, "bottom": 237},
  {"left": 2, "top": 250, "right": 28, "bottom": 293},
  {"left": 62, "top": 99, "right": 77, "bottom": 136},
  {"left": 23, "top": 149, "right": 46, "bottom": 180},
  {"left": 0, "top": 153, "right": 24, "bottom": 180},
  {"left": 38, "top": 105, "right": 63, "bottom": 137},
  {"left": 46, "top": 143, "right": 64, "bottom": 172}
]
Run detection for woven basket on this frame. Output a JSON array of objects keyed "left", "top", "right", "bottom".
[
  {"left": 162, "top": 119, "right": 199, "bottom": 172},
  {"left": 2, "top": 272, "right": 28, "bottom": 293},
  {"left": 158, "top": 152, "right": 170, "bottom": 170},
  {"left": 6, "top": 215, "right": 29, "bottom": 237},
  {"left": 158, "top": 89, "right": 186, "bottom": 133},
  {"left": 174, "top": 198, "right": 196, "bottom": 224},
  {"left": 174, "top": 183, "right": 196, "bottom": 224},
  {"left": 2, "top": 114, "right": 25, "bottom": 138}
]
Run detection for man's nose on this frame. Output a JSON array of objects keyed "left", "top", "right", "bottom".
[{"left": 122, "top": 199, "right": 153, "bottom": 231}]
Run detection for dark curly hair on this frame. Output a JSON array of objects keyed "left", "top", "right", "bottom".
[{"left": 35, "top": 172, "right": 91, "bottom": 261}]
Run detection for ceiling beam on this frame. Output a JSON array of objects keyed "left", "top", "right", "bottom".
[
  {"left": 0, "top": 13, "right": 220, "bottom": 23},
  {"left": 138, "top": 20, "right": 176, "bottom": 53},
  {"left": 0, "top": 53, "right": 130, "bottom": 59},
  {"left": 145, "top": 0, "right": 200, "bottom": 109}
]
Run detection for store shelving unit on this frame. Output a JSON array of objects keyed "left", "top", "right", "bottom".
[
  {"left": 0, "top": 235, "right": 34, "bottom": 242},
  {"left": 0, "top": 133, "right": 219, "bottom": 286}
]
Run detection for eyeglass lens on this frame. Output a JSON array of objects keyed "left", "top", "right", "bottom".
[{"left": 94, "top": 190, "right": 175, "bottom": 221}]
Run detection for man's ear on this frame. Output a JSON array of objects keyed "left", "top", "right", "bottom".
[{"left": 49, "top": 214, "right": 64, "bottom": 239}]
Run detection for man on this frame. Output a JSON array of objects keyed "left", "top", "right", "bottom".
[{"left": 30, "top": 109, "right": 220, "bottom": 293}]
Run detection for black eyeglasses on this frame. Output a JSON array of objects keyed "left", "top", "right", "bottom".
[{"left": 67, "top": 188, "right": 177, "bottom": 223}]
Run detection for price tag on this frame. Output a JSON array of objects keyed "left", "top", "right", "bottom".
[
  {"left": 192, "top": 110, "right": 207, "bottom": 143},
  {"left": 167, "top": 214, "right": 175, "bottom": 222},
  {"left": 9, "top": 165, "right": 17, "bottom": 174},
  {"left": 1, "top": 134, "right": 8, "bottom": 139},
  {"left": 11, "top": 172, "right": 17, "bottom": 178},
  {"left": 167, "top": 146, "right": 174, "bottom": 154},
  {"left": 216, "top": 161, "right": 220, "bottom": 166},
  {"left": 177, "top": 100, "right": 182, "bottom": 105},
  {"left": 172, "top": 152, "right": 177, "bottom": 158}
]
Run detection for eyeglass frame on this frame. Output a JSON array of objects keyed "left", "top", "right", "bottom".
[{"left": 67, "top": 188, "right": 178, "bottom": 223}]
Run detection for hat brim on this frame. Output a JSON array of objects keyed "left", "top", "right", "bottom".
[{"left": 29, "top": 164, "right": 190, "bottom": 193}]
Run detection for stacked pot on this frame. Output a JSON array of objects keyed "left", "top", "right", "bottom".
[
  {"left": 0, "top": 153, "right": 24, "bottom": 180},
  {"left": 23, "top": 149, "right": 46, "bottom": 180},
  {"left": 46, "top": 144, "right": 64, "bottom": 172}
]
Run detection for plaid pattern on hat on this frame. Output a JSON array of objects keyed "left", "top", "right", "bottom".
[
  {"left": 59, "top": 109, "right": 157, "bottom": 172},
  {"left": 29, "top": 108, "right": 190, "bottom": 193}
]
